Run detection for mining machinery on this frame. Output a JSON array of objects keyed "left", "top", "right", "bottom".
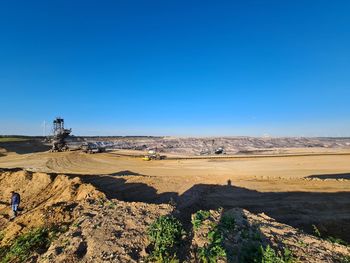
[
  {"left": 81, "top": 142, "right": 106, "bottom": 154},
  {"left": 50, "top": 117, "right": 72, "bottom": 152},
  {"left": 142, "top": 150, "right": 166, "bottom": 161},
  {"left": 200, "top": 139, "right": 225, "bottom": 155}
]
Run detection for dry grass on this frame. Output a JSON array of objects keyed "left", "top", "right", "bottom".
[{"left": 0, "top": 137, "right": 28, "bottom": 143}]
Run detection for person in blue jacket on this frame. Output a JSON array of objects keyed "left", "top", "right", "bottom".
[{"left": 10, "top": 191, "right": 20, "bottom": 218}]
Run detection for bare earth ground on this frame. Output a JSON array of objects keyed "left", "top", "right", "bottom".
[
  {"left": 1, "top": 140, "right": 350, "bottom": 242},
  {"left": 1, "top": 140, "right": 350, "bottom": 261},
  {"left": 1, "top": 167, "right": 348, "bottom": 262}
]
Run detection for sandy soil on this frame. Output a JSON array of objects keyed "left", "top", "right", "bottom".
[
  {"left": 1, "top": 144, "right": 350, "bottom": 243},
  {"left": 1, "top": 168, "right": 349, "bottom": 262},
  {"left": 0, "top": 168, "right": 173, "bottom": 262}
]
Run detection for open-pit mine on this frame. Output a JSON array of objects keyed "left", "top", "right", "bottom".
[{"left": 1, "top": 137, "right": 350, "bottom": 262}]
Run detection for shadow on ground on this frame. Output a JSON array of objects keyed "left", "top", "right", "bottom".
[
  {"left": 61, "top": 170, "right": 350, "bottom": 242},
  {"left": 0, "top": 140, "right": 51, "bottom": 154}
]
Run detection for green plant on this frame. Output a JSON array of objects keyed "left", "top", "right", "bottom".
[
  {"left": 240, "top": 244, "right": 295, "bottom": 263},
  {"left": 106, "top": 201, "right": 116, "bottom": 209},
  {"left": 0, "top": 246, "right": 9, "bottom": 261},
  {"left": 252, "top": 231, "right": 262, "bottom": 241},
  {"left": 340, "top": 255, "right": 350, "bottom": 263},
  {"left": 192, "top": 210, "right": 211, "bottom": 230},
  {"left": 297, "top": 240, "right": 307, "bottom": 248},
  {"left": 312, "top": 224, "right": 321, "bottom": 238},
  {"left": 72, "top": 221, "right": 81, "bottom": 228},
  {"left": 198, "top": 225, "right": 226, "bottom": 263},
  {"left": 97, "top": 198, "right": 105, "bottom": 206},
  {"left": 147, "top": 215, "right": 184, "bottom": 262},
  {"left": 281, "top": 247, "right": 294, "bottom": 263},
  {"left": 197, "top": 211, "right": 235, "bottom": 263},
  {"left": 240, "top": 242, "right": 262, "bottom": 263},
  {"left": 219, "top": 214, "right": 235, "bottom": 231},
  {"left": 326, "top": 236, "right": 348, "bottom": 246},
  {"left": 0, "top": 226, "right": 60, "bottom": 263},
  {"left": 196, "top": 212, "right": 236, "bottom": 262},
  {"left": 261, "top": 245, "right": 278, "bottom": 262},
  {"left": 241, "top": 229, "right": 250, "bottom": 239}
]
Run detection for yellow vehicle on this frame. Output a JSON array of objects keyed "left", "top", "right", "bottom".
[
  {"left": 142, "top": 150, "right": 166, "bottom": 161},
  {"left": 142, "top": 156, "right": 151, "bottom": 161}
]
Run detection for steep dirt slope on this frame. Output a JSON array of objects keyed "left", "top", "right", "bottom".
[
  {"left": 0, "top": 169, "right": 173, "bottom": 262},
  {"left": 0, "top": 168, "right": 104, "bottom": 245},
  {"left": 192, "top": 208, "right": 350, "bottom": 263}
]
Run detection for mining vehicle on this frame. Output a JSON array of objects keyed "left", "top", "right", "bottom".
[
  {"left": 214, "top": 147, "right": 225, "bottom": 154},
  {"left": 200, "top": 140, "right": 225, "bottom": 155},
  {"left": 142, "top": 150, "right": 166, "bottom": 161},
  {"left": 50, "top": 117, "right": 72, "bottom": 152},
  {"left": 81, "top": 142, "right": 106, "bottom": 154}
]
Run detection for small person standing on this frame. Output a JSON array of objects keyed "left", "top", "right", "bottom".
[{"left": 10, "top": 191, "right": 20, "bottom": 218}]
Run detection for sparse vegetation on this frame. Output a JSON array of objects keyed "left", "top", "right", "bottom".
[
  {"left": 340, "top": 255, "right": 350, "bottom": 263},
  {"left": 147, "top": 215, "right": 184, "bottom": 262},
  {"left": 192, "top": 210, "right": 211, "bottom": 230},
  {"left": 198, "top": 225, "right": 226, "bottom": 263},
  {"left": 106, "top": 200, "right": 116, "bottom": 209},
  {"left": 220, "top": 214, "right": 235, "bottom": 231},
  {"left": 196, "top": 212, "right": 236, "bottom": 263},
  {"left": 241, "top": 243, "right": 295, "bottom": 263},
  {"left": 0, "top": 137, "right": 29, "bottom": 143},
  {"left": 238, "top": 219, "right": 295, "bottom": 263},
  {"left": 312, "top": 224, "right": 348, "bottom": 246},
  {"left": 327, "top": 236, "right": 348, "bottom": 246},
  {"left": 312, "top": 224, "right": 322, "bottom": 238},
  {"left": 0, "top": 226, "right": 61, "bottom": 263},
  {"left": 72, "top": 221, "right": 81, "bottom": 228},
  {"left": 260, "top": 245, "right": 294, "bottom": 263}
]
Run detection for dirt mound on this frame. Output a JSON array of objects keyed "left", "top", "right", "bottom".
[
  {"left": 0, "top": 168, "right": 173, "bottom": 262},
  {"left": 191, "top": 208, "right": 350, "bottom": 262},
  {"left": 39, "top": 201, "right": 172, "bottom": 262},
  {"left": 0, "top": 168, "right": 104, "bottom": 244}
]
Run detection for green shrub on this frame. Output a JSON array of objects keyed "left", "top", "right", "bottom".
[
  {"left": 0, "top": 227, "right": 60, "bottom": 263},
  {"left": 281, "top": 247, "right": 294, "bottom": 263},
  {"left": 312, "top": 224, "right": 321, "bottom": 238},
  {"left": 240, "top": 244, "right": 294, "bottom": 263},
  {"left": 147, "top": 215, "right": 184, "bottom": 262},
  {"left": 326, "top": 236, "right": 348, "bottom": 246},
  {"left": 198, "top": 225, "right": 226, "bottom": 263},
  {"left": 340, "top": 255, "right": 350, "bottom": 263},
  {"left": 220, "top": 214, "right": 235, "bottom": 231},
  {"left": 196, "top": 212, "right": 236, "bottom": 262},
  {"left": 192, "top": 210, "right": 211, "bottom": 231},
  {"left": 240, "top": 242, "right": 262, "bottom": 263}
]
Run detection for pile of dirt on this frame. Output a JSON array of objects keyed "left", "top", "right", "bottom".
[
  {"left": 39, "top": 201, "right": 172, "bottom": 262},
  {"left": 0, "top": 168, "right": 104, "bottom": 245},
  {"left": 0, "top": 168, "right": 173, "bottom": 262},
  {"left": 191, "top": 208, "right": 350, "bottom": 262}
]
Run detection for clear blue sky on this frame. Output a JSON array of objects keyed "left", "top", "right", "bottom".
[{"left": 1, "top": 1, "right": 349, "bottom": 136}]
